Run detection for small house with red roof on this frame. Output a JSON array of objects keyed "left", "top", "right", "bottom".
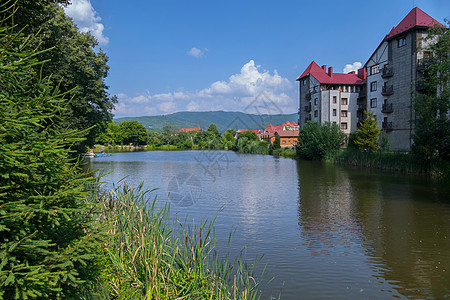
[
  {"left": 261, "top": 122, "right": 299, "bottom": 145},
  {"left": 179, "top": 125, "right": 201, "bottom": 132}
]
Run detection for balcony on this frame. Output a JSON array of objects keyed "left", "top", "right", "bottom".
[
  {"left": 382, "top": 85, "right": 394, "bottom": 96},
  {"left": 305, "top": 92, "right": 311, "bottom": 100},
  {"left": 357, "top": 87, "right": 366, "bottom": 99},
  {"left": 382, "top": 121, "right": 393, "bottom": 132},
  {"left": 382, "top": 103, "right": 393, "bottom": 113},
  {"left": 381, "top": 65, "right": 394, "bottom": 78},
  {"left": 304, "top": 106, "right": 311, "bottom": 112},
  {"left": 416, "top": 81, "right": 426, "bottom": 92},
  {"left": 305, "top": 115, "right": 311, "bottom": 121},
  {"left": 417, "top": 59, "right": 432, "bottom": 72}
]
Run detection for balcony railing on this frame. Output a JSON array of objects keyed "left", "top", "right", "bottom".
[
  {"left": 357, "top": 102, "right": 367, "bottom": 111},
  {"left": 358, "top": 87, "right": 366, "bottom": 99},
  {"left": 304, "top": 106, "right": 311, "bottom": 112},
  {"left": 382, "top": 85, "right": 394, "bottom": 96},
  {"left": 382, "top": 103, "right": 393, "bottom": 113},
  {"left": 417, "top": 59, "right": 432, "bottom": 72},
  {"left": 382, "top": 121, "right": 393, "bottom": 131},
  {"left": 416, "top": 81, "right": 426, "bottom": 91},
  {"left": 381, "top": 65, "right": 394, "bottom": 78},
  {"left": 305, "top": 92, "right": 311, "bottom": 100}
]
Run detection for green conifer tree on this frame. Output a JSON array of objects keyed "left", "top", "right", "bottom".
[
  {"left": 0, "top": 22, "right": 102, "bottom": 299},
  {"left": 354, "top": 110, "right": 381, "bottom": 151}
]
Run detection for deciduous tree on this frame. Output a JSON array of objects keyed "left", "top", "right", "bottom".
[{"left": 413, "top": 22, "right": 450, "bottom": 161}]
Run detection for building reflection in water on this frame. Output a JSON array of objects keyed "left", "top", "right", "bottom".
[{"left": 297, "top": 160, "right": 450, "bottom": 299}]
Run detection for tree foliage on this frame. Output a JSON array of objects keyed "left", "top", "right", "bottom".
[
  {"left": 207, "top": 123, "right": 220, "bottom": 137},
  {"left": 119, "top": 120, "right": 148, "bottom": 145},
  {"left": 296, "top": 121, "right": 345, "bottom": 160},
  {"left": 0, "top": 23, "right": 101, "bottom": 299},
  {"left": 1, "top": 0, "right": 116, "bottom": 152},
  {"left": 354, "top": 110, "right": 381, "bottom": 151},
  {"left": 413, "top": 22, "right": 450, "bottom": 161}
]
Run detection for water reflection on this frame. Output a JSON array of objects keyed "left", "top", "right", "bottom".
[
  {"left": 88, "top": 151, "right": 450, "bottom": 299},
  {"left": 297, "top": 160, "right": 450, "bottom": 299}
]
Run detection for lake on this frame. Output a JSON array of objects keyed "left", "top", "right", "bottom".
[{"left": 86, "top": 150, "right": 450, "bottom": 299}]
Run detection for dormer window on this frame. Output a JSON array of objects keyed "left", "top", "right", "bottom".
[{"left": 398, "top": 37, "right": 406, "bottom": 47}]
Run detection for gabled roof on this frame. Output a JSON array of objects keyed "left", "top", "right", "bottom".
[
  {"left": 386, "top": 7, "right": 444, "bottom": 40},
  {"left": 276, "top": 130, "right": 299, "bottom": 138},
  {"left": 296, "top": 61, "right": 365, "bottom": 85}
]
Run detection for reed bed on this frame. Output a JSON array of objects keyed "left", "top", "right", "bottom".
[
  {"left": 87, "top": 183, "right": 266, "bottom": 299},
  {"left": 325, "top": 149, "right": 449, "bottom": 177}
]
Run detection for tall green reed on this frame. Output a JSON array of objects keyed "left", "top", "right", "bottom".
[{"left": 87, "top": 182, "right": 267, "bottom": 299}]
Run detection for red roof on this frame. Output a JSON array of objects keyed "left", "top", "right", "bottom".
[
  {"left": 386, "top": 7, "right": 444, "bottom": 40},
  {"left": 262, "top": 123, "right": 284, "bottom": 134},
  {"left": 276, "top": 130, "right": 299, "bottom": 138},
  {"left": 179, "top": 125, "right": 201, "bottom": 132},
  {"left": 282, "top": 121, "right": 298, "bottom": 127},
  {"left": 296, "top": 61, "right": 365, "bottom": 85}
]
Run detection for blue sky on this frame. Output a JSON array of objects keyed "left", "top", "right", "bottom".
[{"left": 64, "top": 0, "right": 449, "bottom": 117}]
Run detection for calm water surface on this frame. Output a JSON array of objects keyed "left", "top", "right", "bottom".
[{"left": 87, "top": 150, "right": 450, "bottom": 299}]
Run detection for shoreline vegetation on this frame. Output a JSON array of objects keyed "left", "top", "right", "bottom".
[
  {"left": 85, "top": 183, "right": 267, "bottom": 299},
  {"left": 325, "top": 149, "right": 449, "bottom": 178}
]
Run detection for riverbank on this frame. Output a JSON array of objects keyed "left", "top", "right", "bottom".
[
  {"left": 86, "top": 183, "right": 265, "bottom": 299},
  {"left": 325, "top": 149, "right": 450, "bottom": 178},
  {"left": 93, "top": 144, "right": 298, "bottom": 159}
]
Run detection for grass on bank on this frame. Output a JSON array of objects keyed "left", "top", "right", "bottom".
[
  {"left": 325, "top": 149, "right": 450, "bottom": 177},
  {"left": 85, "top": 183, "right": 268, "bottom": 299}
]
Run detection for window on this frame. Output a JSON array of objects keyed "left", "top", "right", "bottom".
[
  {"left": 341, "top": 98, "right": 348, "bottom": 105},
  {"left": 333, "top": 96, "right": 337, "bottom": 104},
  {"left": 370, "top": 65, "right": 379, "bottom": 75},
  {"left": 314, "top": 110, "right": 318, "bottom": 117},
  {"left": 303, "top": 79, "right": 307, "bottom": 85},
  {"left": 370, "top": 81, "right": 377, "bottom": 92},
  {"left": 282, "top": 140, "right": 286, "bottom": 144},
  {"left": 398, "top": 37, "right": 406, "bottom": 47},
  {"left": 333, "top": 109, "right": 337, "bottom": 116},
  {"left": 333, "top": 121, "right": 336, "bottom": 125},
  {"left": 341, "top": 110, "right": 348, "bottom": 117},
  {"left": 370, "top": 98, "right": 377, "bottom": 108},
  {"left": 314, "top": 98, "right": 318, "bottom": 105},
  {"left": 341, "top": 123, "right": 348, "bottom": 130}
]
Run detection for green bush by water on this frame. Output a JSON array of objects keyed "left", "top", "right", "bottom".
[{"left": 325, "top": 149, "right": 449, "bottom": 177}]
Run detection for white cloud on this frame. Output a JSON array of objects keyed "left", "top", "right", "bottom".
[
  {"left": 187, "top": 101, "right": 200, "bottom": 111},
  {"left": 343, "top": 62, "right": 362, "bottom": 74},
  {"left": 159, "top": 101, "right": 176, "bottom": 113},
  {"left": 114, "top": 60, "right": 297, "bottom": 117},
  {"left": 188, "top": 47, "right": 208, "bottom": 58},
  {"left": 64, "top": 0, "right": 109, "bottom": 45}
]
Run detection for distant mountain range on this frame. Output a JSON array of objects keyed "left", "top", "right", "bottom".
[{"left": 114, "top": 111, "right": 298, "bottom": 133}]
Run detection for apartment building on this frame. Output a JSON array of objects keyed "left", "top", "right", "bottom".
[
  {"left": 363, "top": 7, "right": 443, "bottom": 150},
  {"left": 297, "top": 7, "right": 444, "bottom": 150},
  {"left": 297, "top": 61, "right": 366, "bottom": 135}
]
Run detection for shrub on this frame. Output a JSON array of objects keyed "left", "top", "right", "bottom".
[{"left": 296, "top": 121, "right": 345, "bottom": 160}]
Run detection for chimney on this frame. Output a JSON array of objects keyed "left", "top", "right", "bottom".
[
  {"left": 357, "top": 68, "right": 367, "bottom": 80},
  {"left": 321, "top": 65, "right": 326, "bottom": 71},
  {"left": 351, "top": 71, "right": 355, "bottom": 75},
  {"left": 328, "top": 66, "right": 333, "bottom": 76}
]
